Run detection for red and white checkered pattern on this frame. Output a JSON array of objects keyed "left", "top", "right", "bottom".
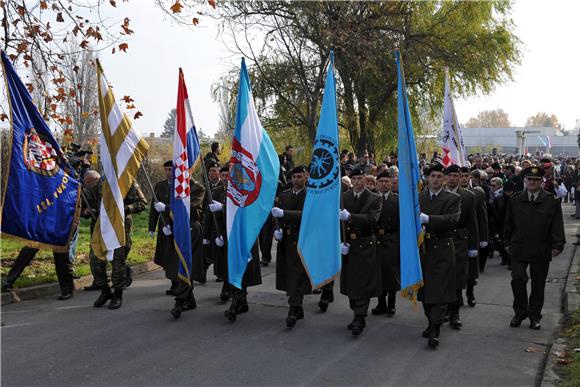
[
  {"left": 28, "top": 133, "right": 57, "bottom": 171},
  {"left": 174, "top": 151, "right": 190, "bottom": 198},
  {"left": 441, "top": 148, "right": 452, "bottom": 167}
]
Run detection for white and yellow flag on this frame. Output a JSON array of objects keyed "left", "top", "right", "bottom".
[{"left": 92, "top": 60, "right": 149, "bottom": 260}]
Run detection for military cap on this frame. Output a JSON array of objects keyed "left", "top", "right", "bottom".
[
  {"left": 350, "top": 167, "right": 365, "bottom": 177},
  {"left": 459, "top": 166, "right": 470, "bottom": 173},
  {"left": 523, "top": 166, "right": 544, "bottom": 179},
  {"left": 426, "top": 163, "right": 445, "bottom": 176},
  {"left": 503, "top": 180, "right": 515, "bottom": 191},
  {"left": 445, "top": 165, "right": 461, "bottom": 174},
  {"left": 376, "top": 170, "right": 390, "bottom": 179},
  {"left": 219, "top": 166, "right": 229, "bottom": 173},
  {"left": 289, "top": 165, "right": 308, "bottom": 176},
  {"left": 208, "top": 162, "right": 220, "bottom": 170},
  {"left": 163, "top": 160, "right": 172, "bottom": 167}
]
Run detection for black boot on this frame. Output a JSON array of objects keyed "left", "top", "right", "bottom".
[
  {"left": 371, "top": 296, "right": 387, "bottom": 315},
  {"left": 348, "top": 316, "right": 367, "bottom": 330},
  {"left": 93, "top": 286, "right": 113, "bottom": 307},
  {"left": 350, "top": 316, "right": 366, "bottom": 336},
  {"left": 219, "top": 282, "right": 230, "bottom": 303},
  {"left": 466, "top": 284, "right": 476, "bottom": 307},
  {"left": 386, "top": 292, "right": 396, "bottom": 315},
  {"left": 422, "top": 324, "right": 432, "bottom": 338},
  {"left": 449, "top": 311, "right": 462, "bottom": 330},
  {"left": 224, "top": 299, "right": 239, "bottom": 322},
  {"left": 236, "top": 297, "right": 249, "bottom": 314},
  {"left": 171, "top": 300, "right": 184, "bottom": 319},
  {"left": 108, "top": 289, "right": 123, "bottom": 309},
  {"left": 318, "top": 289, "right": 334, "bottom": 313},
  {"left": 286, "top": 306, "right": 298, "bottom": 328},
  {"left": 428, "top": 325, "right": 440, "bottom": 348},
  {"left": 183, "top": 292, "right": 196, "bottom": 311}
]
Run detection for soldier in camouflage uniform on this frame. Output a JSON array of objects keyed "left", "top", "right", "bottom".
[{"left": 83, "top": 171, "right": 147, "bottom": 310}]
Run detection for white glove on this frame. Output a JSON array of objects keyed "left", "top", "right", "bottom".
[
  {"left": 420, "top": 213, "right": 429, "bottom": 224},
  {"left": 271, "top": 207, "right": 284, "bottom": 218},
  {"left": 339, "top": 209, "right": 351, "bottom": 221},
  {"left": 202, "top": 239, "right": 210, "bottom": 245},
  {"left": 162, "top": 225, "right": 172, "bottom": 236},
  {"left": 555, "top": 183, "right": 568, "bottom": 199},
  {"left": 480, "top": 241, "right": 488, "bottom": 248},
  {"left": 341, "top": 242, "right": 350, "bottom": 255},
  {"left": 467, "top": 249, "right": 479, "bottom": 258},
  {"left": 154, "top": 202, "right": 166, "bottom": 213},
  {"left": 148, "top": 231, "right": 155, "bottom": 239},
  {"left": 273, "top": 228, "right": 283, "bottom": 241},
  {"left": 209, "top": 200, "right": 223, "bottom": 213},
  {"left": 215, "top": 235, "right": 224, "bottom": 247}
]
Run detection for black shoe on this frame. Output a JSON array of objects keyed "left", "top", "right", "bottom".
[
  {"left": 449, "top": 315, "right": 462, "bottom": 330},
  {"left": 510, "top": 315, "right": 527, "bottom": 327},
  {"left": 165, "top": 288, "right": 175, "bottom": 296},
  {"left": 57, "top": 292, "right": 73, "bottom": 301},
  {"left": 225, "top": 302, "right": 238, "bottom": 322},
  {"left": 219, "top": 283, "right": 230, "bottom": 303},
  {"left": 108, "top": 289, "right": 123, "bottom": 310},
  {"left": 171, "top": 300, "right": 183, "bottom": 320},
  {"left": 422, "top": 324, "right": 440, "bottom": 338},
  {"left": 182, "top": 296, "right": 196, "bottom": 311},
  {"left": 428, "top": 337, "right": 439, "bottom": 349},
  {"left": 84, "top": 283, "right": 100, "bottom": 291},
  {"left": 428, "top": 325, "right": 441, "bottom": 348},
  {"left": 126, "top": 267, "right": 133, "bottom": 288},
  {"left": 347, "top": 317, "right": 367, "bottom": 330},
  {"left": 530, "top": 320, "right": 541, "bottom": 330},
  {"left": 318, "top": 291, "right": 334, "bottom": 313},
  {"left": 236, "top": 302, "right": 249, "bottom": 314},
  {"left": 386, "top": 307, "right": 396, "bottom": 316},
  {"left": 286, "top": 307, "right": 298, "bottom": 328},
  {"left": 260, "top": 261, "right": 270, "bottom": 267},
  {"left": 93, "top": 287, "right": 113, "bottom": 307},
  {"left": 371, "top": 305, "right": 387, "bottom": 315},
  {"left": 350, "top": 316, "right": 365, "bottom": 336},
  {"left": 467, "top": 295, "right": 476, "bottom": 307}
]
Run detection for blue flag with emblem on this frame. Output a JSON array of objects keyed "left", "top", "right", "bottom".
[
  {"left": 395, "top": 50, "right": 424, "bottom": 301},
  {"left": 0, "top": 51, "right": 80, "bottom": 251},
  {"left": 297, "top": 51, "right": 341, "bottom": 288}
]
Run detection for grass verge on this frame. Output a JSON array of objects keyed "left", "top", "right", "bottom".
[{"left": 558, "top": 267, "right": 580, "bottom": 387}]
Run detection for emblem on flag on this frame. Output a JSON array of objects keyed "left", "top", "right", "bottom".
[
  {"left": 227, "top": 138, "right": 262, "bottom": 208},
  {"left": 23, "top": 128, "right": 60, "bottom": 176}
]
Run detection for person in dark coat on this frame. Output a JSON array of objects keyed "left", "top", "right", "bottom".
[
  {"left": 444, "top": 165, "right": 478, "bottom": 330},
  {"left": 271, "top": 165, "right": 311, "bottom": 328},
  {"left": 461, "top": 167, "right": 488, "bottom": 307},
  {"left": 504, "top": 166, "right": 565, "bottom": 330},
  {"left": 206, "top": 188, "right": 262, "bottom": 322},
  {"left": 339, "top": 167, "right": 383, "bottom": 336},
  {"left": 372, "top": 170, "right": 400, "bottom": 316},
  {"left": 418, "top": 163, "right": 461, "bottom": 349},
  {"left": 493, "top": 180, "right": 515, "bottom": 268}
]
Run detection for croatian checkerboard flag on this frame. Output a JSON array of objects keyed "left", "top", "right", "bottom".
[
  {"left": 172, "top": 68, "right": 194, "bottom": 285},
  {"left": 226, "top": 58, "right": 280, "bottom": 289}
]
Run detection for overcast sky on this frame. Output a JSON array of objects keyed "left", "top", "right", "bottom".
[{"left": 4, "top": 0, "right": 579, "bottom": 137}]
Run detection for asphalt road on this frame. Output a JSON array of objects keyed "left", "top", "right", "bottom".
[{"left": 2, "top": 204, "right": 578, "bottom": 387}]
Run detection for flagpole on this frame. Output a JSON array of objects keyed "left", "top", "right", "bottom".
[{"left": 141, "top": 161, "right": 167, "bottom": 227}]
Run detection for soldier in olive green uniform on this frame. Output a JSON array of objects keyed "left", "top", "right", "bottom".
[
  {"left": 504, "top": 166, "right": 565, "bottom": 330},
  {"left": 418, "top": 163, "right": 461, "bottom": 349},
  {"left": 339, "top": 167, "right": 383, "bottom": 336},
  {"left": 86, "top": 177, "right": 147, "bottom": 310},
  {"left": 444, "top": 165, "right": 479, "bottom": 329},
  {"left": 372, "top": 170, "right": 400, "bottom": 316},
  {"left": 271, "top": 166, "right": 311, "bottom": 328}
]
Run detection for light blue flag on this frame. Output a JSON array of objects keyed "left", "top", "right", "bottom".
[
  {"left": 297, "top": 51, "right": 341, "bottom": 288},
  {"left": 395, "top": 50, "right": 424, "bottom": 301},
  {"left": 226, "top": 58, "right": 280, "bottom": 289}
]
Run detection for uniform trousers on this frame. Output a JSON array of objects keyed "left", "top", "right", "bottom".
[
  {"left": 349, "top": 298, "right": 370, "bottom": 316},
  {"left": 91, "top": 244, "right": 129, "bottom": 290},
  {"left": 289, "top": 295, "right": 303, "bottom": 307},
  {"left": 511, "top": 260, "right": 550, "bottom": 321},
  {"left": 422, "top": 303, "right": 445, "bottom": 326}
]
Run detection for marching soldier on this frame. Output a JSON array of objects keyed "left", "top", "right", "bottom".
[
  {"left": 418, "top": 163, "right": 461, "bottom": 349},
  {"left": 88, "top": 175, "right": 148, "bottom": 310},
  {"left": 504, "top": 166, "right": 565, "bottom": 330},
  {"left": 271, "top": 165, "right": 311, "bottom": 328},
  {"left": 461, "top": 166, "right": 488, "bottom": 307},
  {"left": 444, "top": 165, "right": 478, "bottom": 329},
  {"left": 339, "top": 167, "right": 383, "bottom": 336},
  {"left": 372, "top": 170, "right": 400, "bottom": 316}
]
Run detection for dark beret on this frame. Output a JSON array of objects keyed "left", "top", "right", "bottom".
[
  {"left": 289, "top": 165, "right": 308, "bottom": 176},
  {"left": 503, "top": 181, "right": 515, "bottom": 191},
  {"left": 163, "top": 160, "right": 173, "bottom": 167},
  {"left": 376, "top": 170, "right": 390, "bottom": 179},
  {"left": 523, "top": 166, "right": 545, "bottom": 179},
  {"left": 426, "top": 163, "right": 445, "bottom": 175},
  {"left": 350, "top": 167, "right": 365, "bottom": 177},
  {"left": 445, "top": 165, "right": 461, "bottom": 174}
]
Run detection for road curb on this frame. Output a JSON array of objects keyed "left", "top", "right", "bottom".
[
  {"left": 540, "top": 224, "right": 579, "bottom": 387},
  {"left": 1, "top": 260, "right": 160, "bottom": 306}
]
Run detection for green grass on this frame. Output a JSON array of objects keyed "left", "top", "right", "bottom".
[
  {"left": 559, "top": 267, "right": 580, "bottom": 387},
  {"left": 1, "top": 210, "right": 156, "bottom": 288}
]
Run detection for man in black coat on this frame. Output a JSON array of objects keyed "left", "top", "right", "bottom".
[
  {"left": 504, "top": 166, "right": 565, "bottom": 330},
  {"left": 372, "top": 170, "right": 400, "bottom": 316},
  {"left": 271, "top": 165, "right": 311, "bottom": 328},
  {"left": 339, "top": 167, "right": 383, "bottom": 336},
  {"left": 418, "top": 163, "right": 461, "bottom": 349},
  {"left": 444, "top": 165, "right": 478, "bottom": 330}
]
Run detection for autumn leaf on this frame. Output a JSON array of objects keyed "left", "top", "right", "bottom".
[
  {"left": 192, "top": 18, "right": 199, "bottom": 26},
  {"left": 56, "top": 12, "right": 65, "bottom": 22},
  {"left": 109, "top": 0, "right": 117, "bottom": 6},
  {"left": 126, "top": 104, "right": 136, "bottom": 110},
  {"left": 0, "top": 113, "right": 8, "bottom": 121},
  {"left": 170, "top": 0, "right": 183, "bottom": 13},
  {"left": 111, "top": 47, "right": 116, "bottom": 54},
  {"left": 80, "top": 40, "right": 89, "bottom": 49},
  {"left": 208, "top": 0, "right": 216, "bottom": 9},
  {"left": 133, "top": 111, "right": 143, "bottom": 120},
  {"left": 118, "top": 43, "right": 129, "bottom": 52},
  {"left": 25, "top": 83, "right": 34, "bottom": 92},
  {"left": 122, "top": 96, "right": 134, "bottom": 103},
  {"left": 40, "top": 1, "right": 48, "bottom": 10},
  {"left": 121, "top": 18, "right": 134, "bottom": 35}
]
